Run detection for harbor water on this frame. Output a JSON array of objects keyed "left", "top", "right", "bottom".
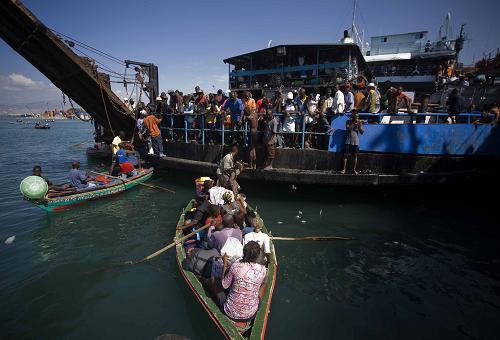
[{"left": 0, "top": 118, "right": 499, "bottom": 339}]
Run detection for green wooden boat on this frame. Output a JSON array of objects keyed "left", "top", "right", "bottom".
[
  {"left": 175, "top": 200, "right": 277, "bottom": 340},
  {"left": 29, "top": 168, "right": 154, "bottom": 212}
]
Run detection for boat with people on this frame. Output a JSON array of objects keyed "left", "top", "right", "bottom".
[
  {"left": 34, "top": 122, "right": 51, "bottom": 129},
  {"left": 175, "top": 194, "right": 276, "bottom": 339},
  {"left": 21, "top": 167, "right": 154, "bottom": 212}
]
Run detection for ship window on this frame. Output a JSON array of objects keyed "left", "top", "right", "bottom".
[
  {"left": 419, "top": 33, "right": 424, "bottom": 39},
  {"left": 383, "top": 37, "right": 387, "bottom": 42}
]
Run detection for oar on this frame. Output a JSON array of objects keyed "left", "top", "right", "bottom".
[
  {"left": 82, "top": 223, "right": 211, "bottom": 276},
  {"left": 90, "top": 171, "right": 175, "bottom": 194},
  {"left": 271, "top": 236, "right": 353, "bottom": 241},
  {"left": 125, "top": 223, "right": 211, "bottom": 264}
]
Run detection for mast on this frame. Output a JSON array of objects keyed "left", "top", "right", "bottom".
[{"left": 351, "top": 0, "right": 357, "bottom": 36}]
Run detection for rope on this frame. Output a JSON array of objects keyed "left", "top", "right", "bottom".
[
  {"left": 68, "top": 97, "right": 91, "bottom": 122},
  {"left": 98, "top": 79, "right": 115, "bottom": 137}
]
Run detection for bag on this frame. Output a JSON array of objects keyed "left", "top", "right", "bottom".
[
  {"left": 220, "top": 237, "right": 243, "bottom": 259},
  {"left": 182, "top": 248, "right": 220, "bottom": 277}
]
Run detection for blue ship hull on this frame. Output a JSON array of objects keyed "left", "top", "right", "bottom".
[{"left": 329, "top": 114, "right": 500, "bottom": 156}]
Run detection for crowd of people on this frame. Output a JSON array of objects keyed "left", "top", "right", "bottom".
[
  {"left": 125, "top": 77, "right": 414, "bottom": 159},
  {"left": 178, "top": 170, "right": 271, "bottom": 323}
]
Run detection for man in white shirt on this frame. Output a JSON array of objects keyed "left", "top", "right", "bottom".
[
  {"left": 209, "top": 186, "right": 234, "bottom": 205},
  {"left": 332, "top": 84, "right": 345, "bottom": 114},
  {"left": 243, "top": 217, "right": 271, "bottom": 265}
]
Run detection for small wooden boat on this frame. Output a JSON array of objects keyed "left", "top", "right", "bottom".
[
  {"left": 30, "top": 168, "right": 154, "bottom": 212},
  {"left": 175, "top": 200, "right": 277, "bottom": 340},
  {"left": 86, "top": 146, "right": 112, "bottom": 160},
  {"left": 34, "top": 122, "right": 50, "bottom": 129}
]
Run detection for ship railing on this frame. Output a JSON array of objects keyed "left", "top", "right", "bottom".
[{"left": 157, "top": 112, "right": 492, "bottom": 150}]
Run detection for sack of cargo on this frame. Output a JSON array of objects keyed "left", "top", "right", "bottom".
[{"left": 182, "top": 248, "right": 220, "bottom": 278}]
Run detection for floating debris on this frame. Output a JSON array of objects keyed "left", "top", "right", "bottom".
[
  {"left": 319, "top": 209, "right": 323, "bottom": 216},
  {"left": 301, "top": 220, "right": 307, "bottom": 224},
  {"left": 298, "top": 210, "right": 303, "bottom": 215},
  {"left": 4, "top": 236, "right": 15, "bottom": 244},
  {"left": 296, "top": 215, "right": 300, "bottom": 219},
  {"left": 291, "top": 185, "right": 297, "bottom": 190},
  {"left": 277, "top": 221, "right": 283, "bottom": 224}
]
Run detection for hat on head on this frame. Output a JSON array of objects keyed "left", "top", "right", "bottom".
[
  {"left": 368, "top": 82, "right": 375, "bottom": 87},
  {"left": 123, "top": 97, "right": 129, "bottom": 101},
  {"left": 156, "top": 96, "right": 162, "bottom": 101},
  {"left": 287, "top": 92, "right": 293, "bottom": 100},
  {"left": 222, "top": 191, "right": 233, "bottom": 203},
  {"left": 217, "top": 89, "right": 223, "bottom": 95}
]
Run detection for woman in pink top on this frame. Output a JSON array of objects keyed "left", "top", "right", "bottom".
[{"left": 221, "top": 241, "right": 267, "bottom": 321}]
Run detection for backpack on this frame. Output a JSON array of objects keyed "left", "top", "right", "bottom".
[{"left": 181, "top": 248, "right": 220, "bottom": 277}]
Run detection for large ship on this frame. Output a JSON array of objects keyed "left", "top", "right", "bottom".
[{"left": 1, "top": 0, "right": 498, "bottom": 187}]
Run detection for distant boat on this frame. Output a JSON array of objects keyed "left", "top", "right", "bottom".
[{"left": 34, "top": 122, "right": 50, "bottom": 129}]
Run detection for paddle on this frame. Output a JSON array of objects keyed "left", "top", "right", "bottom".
[
  {"left": 90, "top": 171, "right": 175, "bottom": 194},
  {"left": 82, "top": 223, "right": 211, "bottom": 276},
  {"left": 270, "top": 236, "right": 353, "bottom": 241}
]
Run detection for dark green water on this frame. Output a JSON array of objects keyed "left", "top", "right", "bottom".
[{"left": 1, "top": 118, "right": 499, "bottom": 339}]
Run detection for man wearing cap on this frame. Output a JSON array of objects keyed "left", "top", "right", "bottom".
[
  {"left": 223, "top": 91, "right": 244, "bottom": 143},
  {"left": 364, "top": 83, "right": 380, "bottom": 113}
]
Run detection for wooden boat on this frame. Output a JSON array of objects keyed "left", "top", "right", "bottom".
[
  {"left": 86, "top": 146, "right": 112, "bottom": 160},
  {"left": 31, "top": 168, "right": 154, "bottom": 212},
  {"left": 175, "top": 200, "right": 277, "bottom": 340},
  {"left": 34, "top": 122, "right": 50, "bottom": 129}
]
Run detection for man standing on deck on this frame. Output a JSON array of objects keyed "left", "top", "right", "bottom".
[
  {"left": 262, "top": 109, "right": 278, "bottom": 170},
  {"left": 245, "top": 107, "right": 258, "bottom": 170},
  {"left": 143, "top": 110, "right": 165, "bottom": 157},
  {"left": 223, "top": 91, "right": 244, "bottom": 144},
  {"left": 332, "top": 84, "right": 345, "bottom": 114}
]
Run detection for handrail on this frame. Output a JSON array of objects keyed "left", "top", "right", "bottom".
[{"left": 152, "top": 111, "right": 493, "bottom": 150}]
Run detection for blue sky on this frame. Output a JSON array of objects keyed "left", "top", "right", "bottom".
[{"left": 1, "top": 0, "right": 499, "bottom": 105}]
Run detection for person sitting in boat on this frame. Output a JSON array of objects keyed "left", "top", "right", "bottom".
[
  {"left": 220, "top": 191, "right": 248, "bottom": 228},
  {"left": 208, "top": 184, "right": 233, "bottom": 206},
  {"left": 243, "top": 217, "right": 271, "bottom": 266},
  {"left": 221, "top": 241, "right": 267, "bottom": 321},
  {"left": 32, "top": 165, "right": 75, "bottom": 194},
  {"left": 178, "top": 196, "right": 212, "bottom": 233},
  {"left": 209, "top": 214, "right": 242, "bottom": 252},
  {"left": 69, "top": 161, "right": 96, "bottom": 190}
]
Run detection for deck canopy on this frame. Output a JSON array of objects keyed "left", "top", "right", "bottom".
[{"left": 223, "top": 43, "right": 372, "bottom": 92}]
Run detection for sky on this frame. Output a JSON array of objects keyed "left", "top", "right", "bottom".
[{"left": 1, "top": 0, "right": 500, "bottom": 107}]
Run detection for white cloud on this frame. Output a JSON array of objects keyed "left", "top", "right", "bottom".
[
  {"left": 0, "top": 73, "right": 60, "bottom": 105},
  {"left": 1, "top": 73, "right": 45, "bottom": 90}
]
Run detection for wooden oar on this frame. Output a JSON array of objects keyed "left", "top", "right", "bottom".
[
  {"left": 90, "top": 171, "right": 175, "bottom": 194},
  {"left": 271, "top": 236, "right": 353, "bottom": 241},
  {"left": 82, "top": 223, "right": 211, "bottom": 276},
  {"left": 125, "top": 223, "right": 211, "bottom": 264}
]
